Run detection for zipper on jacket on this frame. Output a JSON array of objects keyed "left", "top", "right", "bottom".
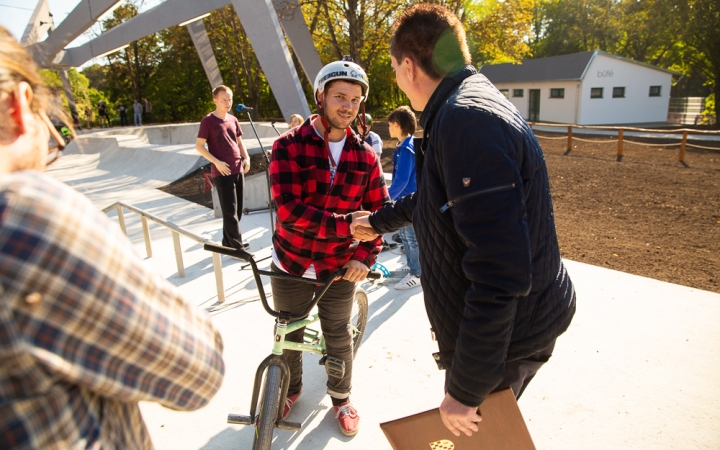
[{"left": 440, "top": 183, "right": 515, "bottom": 213}]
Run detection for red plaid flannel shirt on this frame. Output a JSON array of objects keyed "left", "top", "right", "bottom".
[{"left": 270, "top": 119, "right": 390, "bottom": 280}]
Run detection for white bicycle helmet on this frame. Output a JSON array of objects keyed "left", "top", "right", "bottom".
[
  {"left": 313, "top": 56, "right": 370, "bottom": 103},
  {"left": 314, "top": 56, "right": 372, "bottom": 141}
]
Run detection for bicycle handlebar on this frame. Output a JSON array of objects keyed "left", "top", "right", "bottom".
[{"left": 204, "top": 242, "right": 380, "bottom": 320}]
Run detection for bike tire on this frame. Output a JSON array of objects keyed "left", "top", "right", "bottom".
[
  {"left": 351, "top": 287, "right": 369, "bottom": 357},
  {"left": 253, "top": 365, "right": 282, "bottom": 450}
]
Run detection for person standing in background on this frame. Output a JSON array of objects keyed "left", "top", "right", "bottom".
[
  {"left": 116, "top": 101, "right": 128, "bottom": 127},
  {"left": 355, "top": 113, "right": 382, "bottom": 158},
  {"left": 195, "top": 85, "right": 251, "bottom": 251},
  {"left": 133, "top": 99, "right": 143, "bottom": 126},
  {"left": 85, "top": 104, "right": 94, "bottom": 129},
  {"left": 386, "top": 105, "right": 421, "bottom": 290},
  {"left": 97, "top": 100, "right": 110, "bottom": 127}
]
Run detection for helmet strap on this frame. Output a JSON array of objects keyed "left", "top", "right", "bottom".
[
  {"left": 357, "top": 103, "right": 368, "bottom": 139},
  {"left": 320, "top": 114, "right": 337, "bottom": 168}
]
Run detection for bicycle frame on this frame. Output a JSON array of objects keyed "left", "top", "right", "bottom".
[
  {"left": 276, "top": 314, "right": 324, "bottom": 355},
  {"left": 203, "top": 242, "right": 376, "bottom": 441}
]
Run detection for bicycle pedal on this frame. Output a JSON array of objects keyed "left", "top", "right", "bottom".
[
  {"left": 277, "top": 419, "right": 302, "bottom": 431},
  {"left": 323, "top": 355, "right": 345, "bottom": 378},
  {"left": 227, "top": 413, "right": 254, "bottom": 425}
]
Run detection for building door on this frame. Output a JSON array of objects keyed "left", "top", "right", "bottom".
[{"left": 529, "top": 89, "right": 540, "bottom": 122}]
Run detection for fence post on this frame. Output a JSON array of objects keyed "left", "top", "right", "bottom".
[
  {"left": 678, "top": 130, "right": 688, "bottom": 162},
  {"left": 115, "top": 205, "right": 127, "bottom": 235},
  {"left": 172, "top": 231, "right": 185, "bottom": 278},
  {"left": 617, "top": 129, "right": 624, "bottom": 162},
  {"left": 141, "top": 216, "right": 152, "bottom": 258},
  {"left": 212, "top": 252, "right": 225, "bottom": 303},
  {"left": 564, "top": 126, "right": 573, "bottom": 155}
]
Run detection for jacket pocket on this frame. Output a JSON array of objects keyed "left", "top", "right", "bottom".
[{"left": 439, "top": 183, "right": 516, "bottom": 213}]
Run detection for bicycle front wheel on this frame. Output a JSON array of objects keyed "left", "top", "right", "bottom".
[
  {"left": 253, "top": 365, "right": 282, "bottom": 450},
  {"left": 351, "top": 286, "right": 369, "bottom": 358}
]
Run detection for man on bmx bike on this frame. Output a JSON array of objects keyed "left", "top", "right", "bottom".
[{"left": 268, "top": 57, "right": 390, "bottom": 437}]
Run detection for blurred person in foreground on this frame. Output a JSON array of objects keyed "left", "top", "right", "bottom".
[
  {"left": 0, "top": 27, "right": 224, "bottom": 449},
  {"left": 352, "top": 4, "right": 575, "bottom": 437}
]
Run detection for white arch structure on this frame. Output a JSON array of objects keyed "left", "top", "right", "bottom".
[{"left": 23, "top": 0, "right": 323, "bottom": 121}]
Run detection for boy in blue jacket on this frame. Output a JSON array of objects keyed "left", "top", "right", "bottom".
[{"left": 387, "top": 106, "right": 421, "bottom": 290}]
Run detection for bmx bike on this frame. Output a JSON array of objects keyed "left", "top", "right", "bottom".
[{"left": 203, "top": 243, "right": 379, "bottom": 449}]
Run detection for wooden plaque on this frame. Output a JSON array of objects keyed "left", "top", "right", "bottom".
[{"left": 379, "top": 388, "right": 535, "bottom": 450}]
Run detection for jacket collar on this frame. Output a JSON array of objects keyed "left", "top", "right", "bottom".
[{"left": 419, "top": 65, "right": 477, "bottom": 130}]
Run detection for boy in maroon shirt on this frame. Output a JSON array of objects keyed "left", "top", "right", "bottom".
[{"left": 195, "top": 85, "right": 251, "bottom": 250}]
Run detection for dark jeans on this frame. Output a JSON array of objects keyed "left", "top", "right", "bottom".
[
  {"left": 445, "top": 338, "right": 556, "bottom": 402},
  {"left": 492, "top": 338, "right": 556, "bottom": 399},
  {"left": 213, "top": 172, "right": 245, "bottom": 249},
  {"left": 119, "top": 112, "right": 128, "bottom": 126},
  {"left": 270, "top": 263, "right": 356, "bottom": 399}
]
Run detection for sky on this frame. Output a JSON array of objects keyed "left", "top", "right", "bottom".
[{"left": 0, "top": 0, "right": 164, "bottom": 48}]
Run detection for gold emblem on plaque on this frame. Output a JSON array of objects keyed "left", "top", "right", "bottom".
[{"left": 429, "top": 439, "right": 454, "bottom": 450}]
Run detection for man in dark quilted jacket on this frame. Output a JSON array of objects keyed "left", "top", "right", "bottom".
[{"left": 352, "top": 4, "right": 576, "bottom": 437}]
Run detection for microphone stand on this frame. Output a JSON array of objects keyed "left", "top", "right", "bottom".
[
  {"left": 270, "top": 120, "right": 282, "bottom": 136},
  {"left": 238, "top": 107, "right": 274, "bottom": 235}
]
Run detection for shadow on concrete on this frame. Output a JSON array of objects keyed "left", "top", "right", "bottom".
[{"left": 360, "top": 281, "right": 415, "bottom": 343}]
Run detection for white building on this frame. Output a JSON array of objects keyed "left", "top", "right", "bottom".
[{"left": 479, "top": 50, "right": 678, "bottom": 125}]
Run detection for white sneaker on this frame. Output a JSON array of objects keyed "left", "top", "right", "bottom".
[
  {"left": 395, "top": 273, "right": 421, "bottom": 290},
  {"left": 398, "top": 264, "right": 411, "bottom": 272}
]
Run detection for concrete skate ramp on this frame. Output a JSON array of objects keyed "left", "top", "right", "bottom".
[{"left": 47, "top": 122, "right": 282, "bottom": 208}]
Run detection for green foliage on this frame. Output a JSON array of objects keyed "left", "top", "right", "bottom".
[{"left": 74, "top": 0, "right": 715, "bottom": 124}]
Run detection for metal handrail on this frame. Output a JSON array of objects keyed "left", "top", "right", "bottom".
[{"left": 102, "top": 201, "right": 227, "bottom": 303}]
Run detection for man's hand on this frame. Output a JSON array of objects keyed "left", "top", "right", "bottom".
[
  {"left": 341, "top": 260, "right": 370, "bottom": 282},
  {"left": 439, "top": 393, "right": 482, "bottom": 437},
  {"left": 350, "top": 213, "right": 379, "bottom": 241},
  {"left": 214, "top": 160, "right": 231, "bottom": 176},
  {"left": 242, "top": 158, "right": 251, "bottom": 174}
]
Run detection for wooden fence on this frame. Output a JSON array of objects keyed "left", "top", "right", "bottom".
[{"left": 529, "top": 123, "right": 720, "bottom": 162}]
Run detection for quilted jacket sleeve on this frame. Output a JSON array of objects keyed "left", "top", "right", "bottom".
[
  {"left": 438, "top": 107, "right": 533, "bottom": 407},
  {"left": 367, "top": 190, "right": 415, "bottom": 234}
]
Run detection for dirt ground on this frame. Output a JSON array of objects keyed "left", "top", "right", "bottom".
[{"left": 160, "top": 121, "right": 720, "bottom": 293}]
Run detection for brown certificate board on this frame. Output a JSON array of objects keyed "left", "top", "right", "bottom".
[{"left": 379, "top": 388, "right": 535, "bottom": 450}]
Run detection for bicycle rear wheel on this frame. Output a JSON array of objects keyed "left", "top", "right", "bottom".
[
  {"left": 351, "top": 287, "right": 369, "bottom": 357},
  {"left": 253, "top": 365, "right": 282, "bottom": 450}
]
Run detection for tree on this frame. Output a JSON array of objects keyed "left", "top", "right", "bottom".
[
  {"left": 683, "top": 0, "right": 719, "bottom": 123},
  {"left": 101, "top": 1, "right": 161, "bottom": 105}
]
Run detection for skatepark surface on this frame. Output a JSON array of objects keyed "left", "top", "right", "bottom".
[{"left": 46, "top": 124, "right": 720, "bottom": 449}]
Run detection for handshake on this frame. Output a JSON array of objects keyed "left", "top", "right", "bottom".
[{"left": 350, "top": 211, "right": 379, "bottom": 241}]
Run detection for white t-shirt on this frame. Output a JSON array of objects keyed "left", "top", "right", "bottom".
[{"left": 365, "top": 131, "right": 383, "bottom": 156}]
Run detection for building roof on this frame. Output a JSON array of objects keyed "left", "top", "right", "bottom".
[{"left": 479, "top": 50, "right": 678, "bottom": 83}]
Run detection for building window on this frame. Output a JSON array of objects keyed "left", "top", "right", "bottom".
[
  {"left": 613, "top": 87, "right": 626, "bottom": 98},
  {"left": 513, "top": 89, "right": 524, "bottom": 98},
  {"left": 499, "top": 89, "right": 510, "bottom": 99},
  {"left": 590, "top": 87, "right": 603, "bottom": 99},
  {"left": 550, "top": 88, "right": 564, "bottom": 98},
  {"left": 649, "top": 85, "right": 661, "bottom": 97}
]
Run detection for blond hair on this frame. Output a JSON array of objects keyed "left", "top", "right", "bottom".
[{"left": 0, "top": 26, "right": 69, "bottom": 144}]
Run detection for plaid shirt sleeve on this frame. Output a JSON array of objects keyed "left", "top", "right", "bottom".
[{"left": 0, "top": 172, "right": 224, "bottom": 449}]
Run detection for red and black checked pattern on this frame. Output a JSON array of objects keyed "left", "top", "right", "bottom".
[{"left": 269, "top": 119, "right": 390, "bottom": 280}]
